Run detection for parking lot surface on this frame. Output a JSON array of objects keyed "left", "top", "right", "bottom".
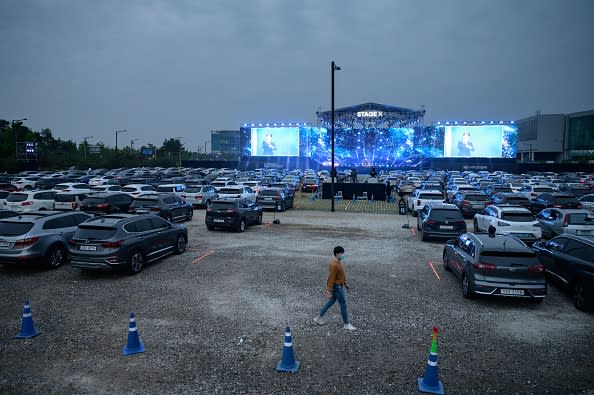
[{"left": 1, "top": 206, "right": 593, "bottom": 394}]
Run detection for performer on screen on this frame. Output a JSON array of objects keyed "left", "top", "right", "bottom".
[
  {"left": 262, "top": 133, "right": 276, "bottom": 155},
  {"left": 457, "top": 132, "right": 475, "bottom": 157}
]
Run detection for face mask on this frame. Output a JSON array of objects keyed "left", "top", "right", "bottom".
[{"left": 338, "top": 254, "right": 346, "bottom": 261}]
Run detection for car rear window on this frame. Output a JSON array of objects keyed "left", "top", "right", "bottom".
[
  {"left": 7, "top": 193, "right": 28, "bottom": 202},
  {"left": 506, "top": 197, "right": 529, "bottom": 204},
  {"left": 185, "top": 187, "right": 202, "bottom": 193},
  {"left": 210, "top": 202, "right": 235, "bottom": 210},
  {"left": 54, "top": 184, "right": 69, "bottom": 189},
  {"left": 479, "top": 251, "right": 539, "bottom": 266},
  {"left": 555, "top": 196, "right": 578, "bottom": 204},
  {"left": 219, "top": 188, "right": 241, "bottom": 194},
  {"left": 501, "top": 213, "right": 535, "bottom": 222},
  {"left": 465, "top": 195, "right": 488, "bottom": 201},
  {"left": 121, "top": 187, "right": 137, "bottom": 193},
  {"left": 430, "top": 209, "right": 463, "bottom": 221},
  {"left": 567, "top": 213, "right": 594, "bottom": 225},
  {"left": 0, "top": 221, "right": 34, "bottom": 236},
  {"left": 259, "top": 190, "right": 279, "bottom": 197},
  {"left": 83, "top": 197, "right": 105, "bottom": 205},
  {"left": 419, "top": 193, "right": 443, "bottom": 199},
  {"left": 534, "top": 187, "right": 553, "bottom": 192},
  {"left": 156, "top": 187, "right": 173, "bottom": 192},
  {"left": 75, "top": 226, "right": 117, "bottom": 240},
  {"left": 55, "top": 194, "right": 76, "bottom": 202}
]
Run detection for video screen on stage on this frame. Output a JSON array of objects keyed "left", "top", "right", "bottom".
[
  {"left": 442, "top": 124, "right": 517, "bottom": 158},
  {"left": 248, "top": 127, "right": 299, "bottom": 156}
]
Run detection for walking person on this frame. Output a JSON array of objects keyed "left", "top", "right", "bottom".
[
  {"left": 385, "top": 180, "right": 392, "bottom": 202},
  {"left": 314, "top": 246, "right": 357, "bottom": 330}
]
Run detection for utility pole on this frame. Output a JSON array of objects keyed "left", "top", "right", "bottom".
[
  {"left": 114, "top": 129, "right": 127, "bottom": 168},
  {"left": 83, "top": 136, "right": 93, "bottom": 168}
]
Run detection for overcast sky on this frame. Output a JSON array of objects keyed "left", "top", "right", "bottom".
[{"left": 1, "top": 0, "right": 593, "bottom": 153}]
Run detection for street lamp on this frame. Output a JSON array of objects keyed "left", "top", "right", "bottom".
[
  {"left": 130, "top": 138, "right": 139, "bottom": 151},
  {"left": 114, "top": 129, "right": 127, "bottom": 167},
  {"left": 83, "top": 136, "right": 93, "bottom": 168},
  {"left": 331, "top": 61, "right": 341, "bottom": 212}
]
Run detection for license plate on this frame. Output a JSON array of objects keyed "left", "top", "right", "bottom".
[
  {"left": 213, "top": 219, "right": 224, "bottom": 223},
  {"left": 135, "top": 209, "right": 148, "bottom": 214},
  {"left": 578, "top": 230, "right": 592, "bottom": 236},
  {"left": 512, "top": 233, "right": 529, "bottom": 238},
  {"left": 80, "top": 245, "right": 97, "bottom": 251},
  {"left": 0, "top": 241, "right": 10, "bottom": 247},
  {"left": 265, "top": 197, "right": 273, "bottom": 201},
  {"left": 472, "top": 204, "right": 484, "bottom": 208},
  {"left": 440, "top": 225, "right": 454, "bottom": 230},
  {"left": 500, "top": 289, "right": 524, "bottom": 296}
]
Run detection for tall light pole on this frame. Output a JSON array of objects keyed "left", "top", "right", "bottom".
[
  {"left": 114, "top": 129, "right": 127, "bottom": 168},
  {"left": 174, "top": 136, "right": 182, "bottom": 167},
  {"left": 204, "top": 139, "right": 210, "bottom": 154},
  {"left": 130, "top": 138, "right": 139, "bottom": 151},
  {"left": 83, "top": 136, "right": 93, "bottom": 168},
  {"left": 331, "top": 61, "right": 341, "bottom": 212}
]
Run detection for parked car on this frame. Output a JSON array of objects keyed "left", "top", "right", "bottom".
[
  {"left": 52, "top": 183, "right": 92, "bottom": 193},
  {"left": 121, "top": 184, "right": 156, "bottom": 198},
  {"left": 156, "top": 184, "right": 186, "bottom": 196},
  {"left": 181, "top": 185, "right": 218, "bottom": 208},
  {"left": 530, "top": 193, "right": 582, "bottom": 214},
  {"left": 443, "top": 232, "right": 546, "bottom": 300},
  {"left": 407, "top": 190, "right": 445, "bottom": 217},
  {"left": 532, "top": 234, "right": 594, "bottom": 311},
  {"left": 0, "top": 210, "right": 92, "bottom": 268},
  {"left": 417, "top": 202, "right": 467, "bottom": 241},
  {"left": 534, "top": 208, "right": 594, "bottom": 239},
  {"left": 301, "top": 177, "right": 320, "bottom": 192},
  {"left": 256, "top": 187, "right": 294, "bottom": 211},
  {"left": 0, "top": 190, "right": 11, "bottom": 206},
  {"left": 69, "top": 213, "right": 188, "bottom": 274},
  {"left": 211, "top": 180, "right": 238, "bottom": 191},
  {"left": 205, "top": 198, "right": 263, "bottom": 232},
  {"left": 490, "top": 192, "right": 532, "bottom": 211},
  {"left": 217, "top": 186, "right": 257, "bottom": 202},
  {"left": 80, "top": 192, "right": 133, "bottom": 215},
  {"left": 473, "top": 204, "right": 541, "bottom": 245},
  {"left": 53, "top": 192, "right": 89, "bottom": 211},
  {"left": 517, "top": 184, "right": 556, "bottom": 201},
  {"left": 4, "top": 190, "right": 56, "bottom": 212},
  {"left": 483, "top": 184, "right": 514, "bottom": 198},
  {"left": 578, "top": 194, "right": 594, "bottom": 212},
  {"left": 128, "top": 193, "right": 193, "bottom": 222},
  {"left": 12, "top": 177, "right": 39, "bottom": 191},
  {"left": 558, "top": 183, "right": 592, "bottom": 197},
  {"left": 446, "top": 184, "right": 476, "bottom": 202},
  {"left": 90, "top": 185, "right": 121, "bottom": 193},
  {"left": 35, "top": 177, "right": 69, "bottom": 190},
  {"left": 0, "top": 209, "right": 19, "bottom": 219},
  {"left": 450, "top": 191, "right": 489, "bottom": 217}
]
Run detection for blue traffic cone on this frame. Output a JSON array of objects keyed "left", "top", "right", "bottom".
[
  {"left": 14, "top": 298, "right": 41, "bottom": 339},
  {"left": 276, "top": 325, "right": 300, "bottom": 372},
  {"left": 418, "top": 326, "right": 444, "bottom": 394},
  {"left": 122, "top": 312, "right": 145, "bottom": 356}
]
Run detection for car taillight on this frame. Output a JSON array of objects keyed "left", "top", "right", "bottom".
[
  {"left": 461, "top": 200, "right": 471, "bottom": 206},
  {"left": 426, "top": 219, "right": 437, "bottom": 225},
  {"left": 72, "top": 202, "right": 78, "bottom": 209},
  {"left": 21, "top": 201, "right": 33, "bottom": 206},
  {"left": 196, "top": 195, "right": 203, "bottom": 199},
  {"left": 68, "top": 239, "right": 78, "bottom": 245},
  {"left": 97, "top": 203, "right": 110, "bottom": 209},
  {"left": 577, "top": 204, "right": 583, "bottom": 209},
  {"left": 101, "top": 240, "right": 123, "bottom": 248},
  {"left": 473, "top": 262, "right": 496, "bottom": 271},
  {"left": 181, "top": 195, "right": 186, "bottom": 199},
  {"left": 206, "top": 207, "right": 213, "bottom": 212},
  {"left": 417, "top": 199, "right": 421, "bottom": 206},
  {"left": 14, "top": 236, "right": 40, "bottom": 248},
  {"left": 563, "top": 215, "right": 569, "bottom": 227},
  {"left": 528, "top": 264, "right": 544, "bottom": 273},
  {"left": 552, "top": 204, "right": 563, "bottom": 208},
  {"left": 150, "top": 207, "right": 161, "bottom": 212},
  {"left": 226, "top": 208, "right": 236, "bottom": 213}
]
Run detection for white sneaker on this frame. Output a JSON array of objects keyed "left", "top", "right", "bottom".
[
  {"left": 343, "top": 323, "right": 357, "bottom": 331},
  {"left": 314, "top": 315, "right": 326, "bottom": 325}
]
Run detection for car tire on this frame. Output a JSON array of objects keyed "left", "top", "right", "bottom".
[
  {"left": 24, "top": 185, "right": 32, "bottom": 190},
  {"left": 205, "top": 199, "right": 211, "bottom": 208},
  {"left": 572, "top": 279, "right": 590, "bottom": 311},
  {"left": 175, "top": 234, "right": 187, "bottom": 254},
  {"left": 257, "top": 213, "right": 263, "bottom": 225},
  {"left": 206, "top": 225, "right": 215, "bottom": 231},
  {"left": 46, "top": 245, "right": 66, "bottom": 268},
  {"left": 473, "top": 219, "right": 479, "bottom": 232},
  {"left": 443, "top": 252, "right": 451, "bottom": 272},
  {"left": 186, "top": 209, "right": 193, "bottom": 222},
  {"left": 412, "top": 210, "right": 418, "bottom": 217},
  {"left": 421, "top": 228, "right": 428, "bottom": 242},
  {"left": 237, "top": 218, "right": 247, "bottom": 232},
  {"left": 279, "top": 203, "right": 286, "bottom": 212},
  {"left": 462, "top": 273, "right": 475, "bottom": 299},
  {"left": 127, "top": 250, "right": 145, "bottom": 275},
  {"left": 416, "top": 218, "right": 421, "bottom": 231}
]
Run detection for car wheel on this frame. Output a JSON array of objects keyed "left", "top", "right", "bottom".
[
  {"left": 572, "top": 279, "right": 589, "bottom": 311},
  {"left": 186, "top": 209, "right": 193, "bottom": 222},
  {"left": 24, "top": 185, "right": 32, "bottom": 190},
  {"left": 412, "top": 210, "right": 418, "bottom": 217},
  {"left": 165, "top": 214, "right": 173, "bottom": 222},
  {"left": 205, "top": 199, "right": 211, "bottom": 208},
  {"left": 473, "top": 219, "right": 479, "bottom": 232},
  {"left": 279, "top": 203, "right": 286, "bottom": 212},
  {"left": 421, "top": 227, "right": 428, "bottom": 242},
  {"left": 443, "top": 252, "right": 451, "bottom": 272},
  {"left": 237, "top": 218, "right": 247, "bottom": 232},
  {"left": 46, "top": 245, "right": 66, "bottom": 268},
  {"left": 206, "top": 225, "right": 215, "bottom": 231},
  {"left": 175, "top": 234, "right": 187, "bottom": 254},
  {"left": 416, "top": 218, "right": 421, "bottom": 231},
  {"left": 257, "top": 213, "right": 263, "bottom": 225},
  {"left": 127, "top": 250, "right": 145, "bottom": 275},
  {"left": 462, "top": 273, "right": 474, "bottom": 299}
]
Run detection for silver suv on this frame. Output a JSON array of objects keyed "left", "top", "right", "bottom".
[{"left": 0, "top": 211, "right": 92, "bottom": 268}]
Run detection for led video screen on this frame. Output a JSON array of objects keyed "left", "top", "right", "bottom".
[
  {"left": 442, "top": 125, "right": 517, "bottom": 158},
  {"left": 248, "top": 127, "right": 299, "bottom": 157}
]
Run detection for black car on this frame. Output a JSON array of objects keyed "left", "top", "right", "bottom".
[
  {"left": 69, "top": 214, "right": 188, "bottom": 274},
  {"left": 0, "top": 209, "right": 19, "bottom": 219},
  {"left": 450, "top": 191, "right": 489, "bottom": 217},
  {"left": 256, "top": 187, "right": 294, "bottom": 211},
  {"left": 80, "top": 192, "right": 133, "bottom": 215},
  {"left": 483, "top": 184, "right": 514, "bottom": 198},
  {"left": 417, "top": 202, "right": 467, "bottom": 241},
  {"left": 444, "top": 232, "right": 546, "bottom": 300},
  {"left": 491, "top": 192, "right": 532, "bottom": 211},
  {"left": 35, "top": 177, "right": 69, "bottom": 190},
  {"left": 532, "top": 234, "right": 594, "bottom": 311},
  {"left": 128, "top": 193, "right": 193, "bottom": 222},
  {"left": 530, "top": 193, "right": 582, "bottom": 214},
  {"left": 205, "top": 198, "right": 263, "bottom": 232}
]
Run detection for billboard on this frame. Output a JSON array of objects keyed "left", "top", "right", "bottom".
[
  {"left": 248, "top": 127, "right": 299, "bottom": 157},
  {"left": 443, "top": 125, "right": 517, "bottom": 158}
]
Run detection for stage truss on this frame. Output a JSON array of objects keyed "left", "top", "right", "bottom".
[{"left": 317, "top": 102, "right": 426, "bottom": 129}]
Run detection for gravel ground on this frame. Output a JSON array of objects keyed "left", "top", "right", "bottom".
[{"left": 1, "top": 203, "right": 594, "bottom": 395}]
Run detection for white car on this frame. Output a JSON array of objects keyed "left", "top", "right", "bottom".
[
  {"left": 90, "top": 185, "right": 121, "bottom": 193},
  {"left": 217, "top": 186, "right": 257, "bottom": 202},
  {"left": 516, "top": 184, "right": 556, "bottom": 200},
  {"left": 53, "top": 192, "right": 88, "bottom": 211},
  {"left": 52, "top": 183, "right": 92, "bottom": 193},
  {"left": 578, "top": 194, "right": 594, "bottom": 212},
  {"left": 211, "top": 180, "right": 238, "bottom": 191},
  {"left": 12, "top": 177, "right": 39, "bottom": 191},
  {"left": 4, "top": 190, "right": 57, "bottom": 212},
  {"left": 407, "top": 189, "right": 444, "bottom": 217},
  {"left": 473, "top": 204, "right": 542, "bottom": 245},
  {"left": 88, "top": 175, "right": 117, "bottom": 186},
  {"left": 120, "top": 184, "right": 156, "bottom": 198},
  {"left": 155, "top": 184, "right": 186, "bottom": 197},
  {"left": 446, "top": 184, "right": 476, "bottom": 202},
  {"left": 181, "top": 185, "right": 219, "bottom": 208}
]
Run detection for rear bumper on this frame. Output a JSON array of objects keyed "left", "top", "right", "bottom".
[{"left": 472, "top": 279, "right": 547, "bottom": 298}]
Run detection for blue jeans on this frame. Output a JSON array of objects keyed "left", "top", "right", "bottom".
[{"left": 319, "top": 285, "right": 349, "bottom": 324}]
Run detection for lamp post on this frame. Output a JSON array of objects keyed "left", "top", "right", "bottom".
[
  {"left": 114, "top": 129, "right": 127, "bottom": 168},
  {"left": 204, "top": 139, "right": 210, "bottom": 155},
  {"left": 130, "top": 138, "right": 139, "bottom": 151},
  {"left": 331, "top": 61, "right": 341, "bottom": 212},
  {"left": 83, "top": 136, "right": 93, "bottom": 168}
]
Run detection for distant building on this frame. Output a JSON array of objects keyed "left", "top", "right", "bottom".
[
  {"left": 565, "top": 109, "right": 594, "bottom": 161},
  {"left": 211, "top": 130, "right": 240, "bottom": 157}
]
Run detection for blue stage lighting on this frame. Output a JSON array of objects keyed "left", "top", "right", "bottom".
[
  {"left": 511, "top": 121, "right": 515, "bottom": 124},
  {"left": 251, "top": 123, "right": 255, "bottom": 127},
  {"left": 437, "top": 122, "right": 441, "bottom": 125},
  {"left": 463, "top": 121, "right": 467, "bottom": 124},
  {"left": 281, "top": 123, "right": 285, "bottom": 126}
]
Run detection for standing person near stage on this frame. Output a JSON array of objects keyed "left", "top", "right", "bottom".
[
  {"left": 314, "top": 246, "right": 357, "bottom": 331},
  {"left": 385, "top": 180, "right": 392, "bottom": 201}
]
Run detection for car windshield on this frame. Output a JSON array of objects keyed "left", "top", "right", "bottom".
[
  {"left": 74, "top": 226, "right": 117, "bottom": 240},
  {"left": 210, "top": 202, "right": 235, "bottom": 210},
  {"left": 506, "top": 198, "right": 528, "bottom": 204},
  {"left": 185, "top": 187, "right": 203, "bottom": 193},
  {"left": 430, "top": 209, "right": 463, "bottom": 221},
  {"left": 259, "top": 190, "right": 279, "bottom": 197},
  {"left": 0, "top": 221, "right": 34, "bottom": 236},
  {"left": 156, "top": 187, "right": 172, "bottom": 192},
  {"left": 7, "top": 193, "right": 28, "bottom": 202},
  {"left": 419, "top": 194, "right": 443, "bottom": 199},
  {"left": 121, "top": 187, "right": 137, "bottom": 192},
  {"left": 567, "top": 213, "right": 594, "bottom": 225},
  {"left": 479, "top": 251, "right": 539, "bottom": 266},
  {"left": 54, "top": 184, "right": 70, "bottom": 189},
  {"left": 534, "top": 187, "right": 553, "bottom": 192},
  {"left": 501, "top": 213, "right": 535, "bottom": 222}
]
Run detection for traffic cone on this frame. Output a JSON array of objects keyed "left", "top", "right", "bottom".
[
  {"left": 122, "top": 312, "right": 145, "bottom": 356},
  {"left": 275, "top": 325, "right": 300, "bottom": 372},
  {"left": 418, "top": 326, "right": 445, "bottom": 394},
  {"left": 14, "top": 298, "right": 41, "bottom": 339}
]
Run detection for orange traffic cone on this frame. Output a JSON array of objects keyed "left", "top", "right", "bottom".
[{"left": 418, "top": 326, "right": 444, "bottom": 394}]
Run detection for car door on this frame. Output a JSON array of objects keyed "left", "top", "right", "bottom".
[{"left": 474, "top": 208, "right": 489, "bottom": 230}]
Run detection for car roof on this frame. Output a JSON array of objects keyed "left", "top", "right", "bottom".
[
  {"left": 491, "top": 204, "right": 531, "bottom": 212},
  {"left": 547, "top": 208, "right": 592, "bottom": 214},
  {"left": 1, "top": 210, "right": 85, "bottom": 222},
  {"left": 84, "top": 192, "right": 126, "bottom": 197},
  {"left": 426, "top": 202, "right": 458, "bottom": 210},
  {"left": 79, "top": 213, "right": 146, "bottom": 226},
  {"left": 468, "top": 232, "right": 531, "bottom": 251},
  {"left": 551, "top": 233, "right": 594, "bottom": 246}
]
